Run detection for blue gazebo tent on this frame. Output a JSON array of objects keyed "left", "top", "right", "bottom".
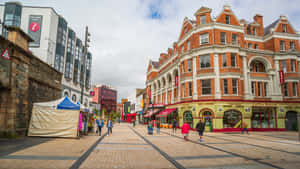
[{"left": 57, "top": 97, "right": 80, "bottom": 110}]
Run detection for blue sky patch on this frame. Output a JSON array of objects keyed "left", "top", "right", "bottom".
[{"left": 148, "top": 0, "right": 163, "bottom": 19}]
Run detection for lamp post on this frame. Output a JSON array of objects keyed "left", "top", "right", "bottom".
[{"left": 80, "top": 26, "right": 91, "bottom": 104}]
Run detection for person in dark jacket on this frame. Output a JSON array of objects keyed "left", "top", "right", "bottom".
[{"left": 196, "top": 119, "right": 205, "bottom": 142}]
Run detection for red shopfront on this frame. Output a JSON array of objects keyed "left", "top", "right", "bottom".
[{"left": 251, "top": 107, "right": 279, "bottom": 131}]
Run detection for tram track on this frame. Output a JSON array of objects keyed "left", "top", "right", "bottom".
[{"left": 161, "top": 131, "right": 285, "bottom": 169}]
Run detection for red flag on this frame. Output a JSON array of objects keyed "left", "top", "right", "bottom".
[{"left": 279, "top": 70, "right": 285, "bottom": 84}]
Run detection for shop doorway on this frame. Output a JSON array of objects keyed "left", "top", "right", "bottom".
[
  {"left": 285, "top": 111, "right": 298, "bottom": 131},
  {"left": 251, "top": 107, "right": 276, "bottom": 129},
  {"left": 200, "top": 109, "right": 214, "bottom": 132},
  {"left": 223, "top": 110, "right": 242, "bottom": 129},
  {"left": 183, "top": 111, "right": 193, "bottom": 128}
]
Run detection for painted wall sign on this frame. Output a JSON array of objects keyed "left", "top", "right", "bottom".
[
  {"left": 0, "top": 46, "right": 11, "bottom": 88},
  {"left": 28, "top": 15, "right": 43, "bottom": 47}
]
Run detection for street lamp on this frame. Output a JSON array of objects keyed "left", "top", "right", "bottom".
[{"left": 80, "top": 26, "right": 91, "bottom": 104}]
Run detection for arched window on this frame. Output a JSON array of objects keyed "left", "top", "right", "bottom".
[
  {"left": 223, "top": 110, "right": 241, "bottom": 128},
  {"left": 64, "top": 91, "right": 69, "bottom": 97},
  {"left": 250, "top": 61, "right": 266, "bottom": 72},
  {"left": 72, "top": 94, "right": 77, "bottom": 102}
]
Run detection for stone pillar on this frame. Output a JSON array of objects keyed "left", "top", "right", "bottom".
[
  {"left": 171, "top": 80, "right": 175, "bottom": 103},
  {"left": 273, "top": 60, "right": 282, "bottom": 100},
  {"left": 178, "top": 66, "right": 181, "bottom": 102},
  {"left": 192, "top": 56, "right": 198, "bottom": 100},
  {"left": 160, "top": 89, "right": 163, "bottom": 104},
  {"left": 165, "top": 88, "right": 168, "bottom": 104},
  {"left": 214, "top": 54, "right": 221, "bottom": 99},
  {"left": 243, "top": 56, "right": 251, "bottom": 99}
]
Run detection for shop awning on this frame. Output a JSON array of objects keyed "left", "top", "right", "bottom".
[
  {"left": 156, "top": 108, "right": 177, "bottom": 117},
  {"left": 127, "top": 113, "right": 136, "bottom": 117},
  {"left": 144, "top": 109, "right": 160, "bottom": 118}
]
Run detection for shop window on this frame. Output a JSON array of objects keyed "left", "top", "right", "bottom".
[
  {"left": 291, "top": 60, "right": 296, "bottom": 72},
  {"left": 203, "top": 111, "right": 212, "bottom": 127},
  {"left": 280, "top": 41, "right": 285, "bottom": 51},
  {"left": 223, "top": 79, "right": 228, "bottom": 94},
  {"left": 293, "top": 82, "right": 298, "bottom": 96},
  {"left": 200, "top": 55, "right": 211, "bottom": 68},
  {"left": 221, "top": 32, "right": 226, "bottom": 44},
  {"left": 188, "top": 82, "right": 192, "bottom": 97},
  {"left": 200, "top": 15, "right": 206, "bottom": 24},
  {"left": 200, "top": 33, "right": 209, "bottom": 45},
  {"left": 222, "top": 54, "right": 227, "bottom": 67},
  {"left": 232, "top": 34, "right": 237, "bottom": 44},
  {"left": 251, "top": 107, "right": 276, "bottom": 128},
  {"left": 223, "top": 110, "right": 241, "bottom": 128},
  {"left": 201, "top": 79, "right": 211, "bottom": 95},
  {"left": 290, "top": 42, "right": 295, "bottom": 49},
  {"left": 184, "top": 111, "right": 193, "bottom": 128},
  {"left": 232, "top": 79, "right": 238, "bottom": 95},
  {"left": 230, "top": 53, "right": 236, "bottom": 67},
  {"left": 225, "top": 15, "right": 230, "bottom": 24}
]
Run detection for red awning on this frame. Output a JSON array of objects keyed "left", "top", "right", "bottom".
[
  {"left": 127, "top": 113, "right": 136, "bottom": 117},
  {"left": 144, "top": 109, "right": 160, "bottom": 118},
  {"left": 156, "top": 108, "right": 177, "bottom": 117}
]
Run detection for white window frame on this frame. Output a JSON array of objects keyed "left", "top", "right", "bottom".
[
  {"left": 290, "top": 41, "right": 295, "bottom": 49},
  {"left": 188, "top": 59, "right": 192, "bottom": 72},
  {"left": 282, "top": 24, "right": 287, "bottom": 33},
  {"left": 293, "top": 82, "right": 298, "bottom": 96},
  {"left": 257, "top": 82, "right": 262, "bottom": 96},
  {"left": 221, "top": 32, "right": 226, "bottom": 44},
  {"left": 232, "top": 34, "right": 237, "bottom": 44},
  {"left": 222, "top": 54, "right": 227, "bottom": 67},
  {"left": 280, "top": 41, "right": 285, "bottom": 51},
  {"left": 230, "top": 53, "right": 236, "bottom": 67},
  {"left": 200, "top": 55, "right": 211, "bottom": 68},
  {"left": 200, "top": 33, "right": 209, "bottom": 45},
  {"left": 264, "top": 82, "right": 268, "bottom": 97},
  {"left": 232, "top": 79, "right": 238, "bottom": 95},
  {"left": 291, "top": 60, "right": 296, "bottom": 72},
  {"left": 201, "top": 79, "right": 211, "bottom": 95},
  {"left": 182, "top": 83, "right": 185, "bottom": 97},
  {"left": 282, "top": 60, "right": 287, "bottom": 73},
  {"left": 200, "top": 15, "right": 206, "bottom": 24},
  {"left": 223, "top": 79, "right": 228, "bottom": 95},
  {"left": 251, "top": 82, "right": 256, "bottom": 96},
  {"left": 225, "top": 15, "right": 230, "bottom": 24},
  {"left": 253, "top": 27, "right": 256, "bottom": 35},
  {"left": 188, "top": 82, "right": 192, "bottom": 96},
  {"left": 284, "top": 83, "right": 289, "bottom": 97},
  {"left": 187, "top": 40, "right": 191, "bottom": 50}
]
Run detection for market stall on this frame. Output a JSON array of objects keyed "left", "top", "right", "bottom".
[
  {"left": 156, "top": 108, "right": 177, "bottom": 128},
  {"left": 28, "top": 97, "right": 80, "bottom": 138}
]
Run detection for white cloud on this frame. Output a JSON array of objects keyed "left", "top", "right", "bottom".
[{"left": 5, "top": 0, "right": 300, "bottom": 101}]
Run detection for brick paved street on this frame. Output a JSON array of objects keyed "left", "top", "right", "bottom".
[{"left": 0, "top": 123, "right": 300, "bottom": 169}]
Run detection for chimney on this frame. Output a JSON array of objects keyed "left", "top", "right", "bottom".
[
  {"left": 5, "top": 26, "right": 33, "bottom": 51},
  {"left": 254, "top": 14, "right": 264, "bottom": 36}
]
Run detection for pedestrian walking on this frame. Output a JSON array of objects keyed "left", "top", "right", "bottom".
[
  {"left": 156, "top": 119, "right": 161, "bottom": 134},
  {"left": 148, "top": 122, "right": 153, "bottom": 135},
  {"left": 181, "top": 122, "right": 190, "bottom": 141},
  {"left": 96, "top": 117, "right": 104, "bottom": 136},
  {"left": 241, "top": 121, "right": 248, "bottom": 134},
  {"left": 133, "top": 119, "right": 136, "bottom": 127},
  {"left": 172, "top": 118, "right": 177, "bottom": 134},
  {"left": 107, "top": 118, "right": 113, "bottom": 136},
  {"left": 196, "top": 119, "right": 205, "bottom": 142}
]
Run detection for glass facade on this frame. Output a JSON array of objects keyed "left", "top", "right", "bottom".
[
  {"left": 73, "top": 39, "right": 82, "bottom": 84},
  {"left": 54, "top": 17, "right": 68, "bottom": 72},
  {"left": 2, "top": 2, "right": 22, "bottom": 37},
  {"left": 65, "top": 28, "right": 76, "bottom": 79}
]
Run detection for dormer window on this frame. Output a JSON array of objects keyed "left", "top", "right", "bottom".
[
  {"left": 282, "top": 24, "right": 287, "bottom": 33},
  {"left": 200, "top": 15, "right": 206, "bottom": 24},
  {"left": 253, "top": 27, "right": 256, "bottom": 35},
  {"left": 225, "top": 15, "right": 230, "bottom": 24}
]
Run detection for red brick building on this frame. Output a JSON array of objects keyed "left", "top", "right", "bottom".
[
  {"left": 146, "top": 5, "right": 300, "bottom": 132},
  {"left": 92, "top": 85, "right": 117, "bottom": 115}
]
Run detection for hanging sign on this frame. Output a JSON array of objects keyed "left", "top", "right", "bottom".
[
  {"left": 279, "top": 70, "right": 285, "bottom": 84},
  {"left": 1, "top": 49, "right": 10, "bottom": 60},
  {"left": 175, "top": 76, "right": 178, "bottom": 87}
]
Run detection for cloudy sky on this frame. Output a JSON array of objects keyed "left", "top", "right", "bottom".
[{"left": 4, "top": 0, "right": 300, "bottom": 101}]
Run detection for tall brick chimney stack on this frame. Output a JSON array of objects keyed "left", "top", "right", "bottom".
[
  {"left": 5, "top": 26, "right": 33, "bottom": 51},
  {"left": 254, "top": 14, "right": 264, "bottom": 36}
]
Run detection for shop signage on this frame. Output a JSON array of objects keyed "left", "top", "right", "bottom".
[
  {"left": 279, "top": 70, "right": 285, "bottom": 84},
  {"left": 175, "top": 76, "right": 178, "bottom": 87},
  {"left": 90, "top": 91, "right": 95, "bottom": 96},
  {"left": 0, "top": 46, "right": 11, "bottom": 88},
  {"left": 28, "top": 15, "right": 43, "bottom": 47}
]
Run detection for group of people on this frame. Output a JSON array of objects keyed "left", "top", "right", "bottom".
[
  {"left": 95, "top": 117, "right": 114, "bottom": 136},
  {"left": 181, "top": 119, "right": 205, "bottom": 142}
]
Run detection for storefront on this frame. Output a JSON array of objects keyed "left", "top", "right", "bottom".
[
  {"left": 126, "top": 113, "right": 136, "bottom": 123},
  {"left": 166, "top": 100, "right": 300, "bottom": 132},
  {"left": 156, "top": 108, "right": 177, "bottom": 126}
]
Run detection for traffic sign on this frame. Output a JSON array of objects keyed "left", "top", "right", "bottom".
[{"left": 1, "top": 49, "right": 10, "bottom": 60}]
